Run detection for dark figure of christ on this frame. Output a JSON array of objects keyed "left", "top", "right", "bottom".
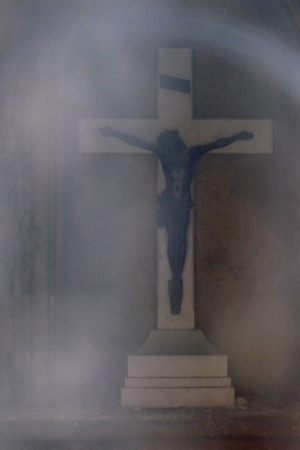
[{"left": 99, "top": 126, "right": 254, "bottom": 314}]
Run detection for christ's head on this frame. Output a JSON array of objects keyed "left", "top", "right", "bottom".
[{"left": 157, "top": 130, "right": 186, "bottom": 156}]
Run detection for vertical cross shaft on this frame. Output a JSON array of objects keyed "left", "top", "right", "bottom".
[{"left": 156, "top": 48, "right": 195, "bottom": 329}]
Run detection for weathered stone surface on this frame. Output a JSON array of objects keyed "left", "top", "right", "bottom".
[
  {"left": 124, "top": 377, "right": 232, "bottom": 388},
  {"left": 121, "top": 386, "right": 235, "bottom": 408},
  {"left": 127, "top": 355, "right": 228, "bottom": 378}
]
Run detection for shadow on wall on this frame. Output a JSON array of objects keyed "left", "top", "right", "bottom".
[{"left": 195, "top": 151, "right": 297, "bottom": 395}]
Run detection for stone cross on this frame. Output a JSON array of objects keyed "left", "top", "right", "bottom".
[{"left": 79, "top": 48, "right": 272, "bottom": 331}]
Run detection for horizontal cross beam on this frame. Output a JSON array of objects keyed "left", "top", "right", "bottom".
[{"left": 79, "top": 118, "right": 272, "bottom": 155}]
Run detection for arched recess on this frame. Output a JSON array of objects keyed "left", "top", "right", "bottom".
[{"left": 1, "top": 0, "right": 300, "bottom": 406}]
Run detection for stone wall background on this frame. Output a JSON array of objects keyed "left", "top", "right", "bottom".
[{"left": 0, "top": 0, "right": 300, "bottom": 406}]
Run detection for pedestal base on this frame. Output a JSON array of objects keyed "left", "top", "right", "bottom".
[
  {"left": 121, "top": 330, "right": 235, "bottom": 408},
  {"left": 122, "top": 386, "right": 234, "bottom": 408}
]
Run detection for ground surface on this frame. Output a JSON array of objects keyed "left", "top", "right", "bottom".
[{"left": 0, "top": 397, "right": 299, "bottom": 449}]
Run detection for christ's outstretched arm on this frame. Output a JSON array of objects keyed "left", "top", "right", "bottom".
[
  {"left": 98, "top": 127, "right": 158, "bottom": 153},
  {"left": 189, "top": 130, "right": 254, "bottom": 162}
]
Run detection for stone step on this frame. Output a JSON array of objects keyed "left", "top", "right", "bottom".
[
  {"left": 121, "top": 387, "right": 235, "bottom": 408},
  {"left": 124, "top": 377, "right": 232, "bottom": 388},
  {"left": 128, "top": 355, "right": 228, "bottom": 378}
]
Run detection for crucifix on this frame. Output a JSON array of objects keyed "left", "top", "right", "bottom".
[{"left": 79, "top": 48, "right": 272, "bottom": 331}]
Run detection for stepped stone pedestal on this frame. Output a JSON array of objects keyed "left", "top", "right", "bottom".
[{"left": 121, "top": 330, "right": 235, "bottom": 408}]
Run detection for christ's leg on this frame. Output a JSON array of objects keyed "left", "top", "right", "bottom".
[{"left": 166, "top": 213, "right": 190, "bottom": 314}]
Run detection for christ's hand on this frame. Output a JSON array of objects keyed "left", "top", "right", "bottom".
[{"left": 98, "top": 126, "right": 115, "bottom": 137}]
